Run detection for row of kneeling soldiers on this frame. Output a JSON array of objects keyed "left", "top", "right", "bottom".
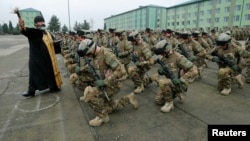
[{"left": 56, "top": 28, "right": 250, "bottom": 127}]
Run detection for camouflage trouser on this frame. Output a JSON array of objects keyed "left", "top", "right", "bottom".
[
  {"left": 128, "top": 66, "right": 147, "bottom": 87},
  {"left": 180, "top": 65, "right": 199, "bottom": 83},
  {"left": 82, "top": 82, "right": 123, "bottom": 118},
  {"left": 217, "top": 67, "right": 234, "bottom": 91},
  {"left": 154, "top": 78, "right": 181, "bottom": 105}
]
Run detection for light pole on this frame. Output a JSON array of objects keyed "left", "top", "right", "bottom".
[{"left": 68, "top": 0, "right": 71, "bottom": 31}]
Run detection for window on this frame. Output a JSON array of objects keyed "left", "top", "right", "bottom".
[
  {"left": 193, "top": 20, "right": 197, "bottom": 24},
  {"left": 207, "top": 18, "right": 211, "bottom": 23},
  {"left": 200, "top": 11, "right": 204, "bottom": 16},
  {"left": 234, "top": 15, "right": 240, "bottom": 21},
  {"left": 245, "top": 14, "right": 250, "bottom": 20},
  {"left": 246, "top": 3, "right": 250, "bottom": 10},
  {"left": 224, "top": 17, "right": 229, "bottom": 22},
  {"left": 172, "top": 22, "right": 175, "bottom": 26},
  {"left": 193, "top": 12, "right": 198, "bottom": 17},
  {"left": 187, "top": 21, "right": 190, "bottom": 25},
  {"left": 226, "top": 0, "right": 231, "bottom": 2},
  {"left": 225, "top": 7, "right": 230, "bottom": 13},
  {"left": 215, "top": 18, "right": 220, "bottom": 23},
  {"left": 176, "top": 22, "right": 179, "bottom": 25},
  {"left": 216, "top": 8, "right": 220, "bottom": 14},
  {"left": 176, "top": 15, "right": 180, "bottom": 19},
  {"left": 235, "top": 5, "right": 241, "bottom": 11},
  {"left": 207, "top": 10, "right": 212, "bottom": 15},
  {"left": 217, "top": 0, "right": 221, "bottom": 4},
  {"left": 182, "top": 14, "right": 185, "bottom": 18},
  {"left": 182, "top": 21, "right": 185, "bottom": 25}
]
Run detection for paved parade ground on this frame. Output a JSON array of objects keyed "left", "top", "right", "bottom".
[{"left": 0, "top": 35, "right": 249, "bottom": 141}]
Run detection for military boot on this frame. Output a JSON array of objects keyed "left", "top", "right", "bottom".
[
  {"left": 220, "top": 87, "right": 231, "bottom": 95},
  {"left": 178, "top": 93, "right": 185, "bottom": 103},
  {"left": 150, "top": 74, "right": 159, "bottom": 86},
  {"left": 89, "top": 116, "right": 109, "bottom": 127},
  {"left": 127, "top": 92, "right": 138, "bottom": 109},
  {"left": 160, "top": 101, "right": 174, "bottom": 113},
  {"left": 134, "top": 83, "right": 144, "bottom": 94},
  {"left": 234, "top": 74, "right": 244, "bottom": 88}
]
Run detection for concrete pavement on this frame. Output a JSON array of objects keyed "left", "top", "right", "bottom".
[{"left": 0, "top": 35, "right": 250, "bottom": 141}]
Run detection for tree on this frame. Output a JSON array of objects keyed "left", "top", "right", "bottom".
[
  {"left": 47, "top": 15, "right": 61, "bottom": 32},
  {"left": 73, "top": 21, "right": 81, "bottom": 31},
  {"left": 81, "top": 20, "right": 90, "bottom": 30},
  {"left": 2, "top": 23, "right": 9, "bottom": 34},
  {"left": 62, "top": 24, "right": 68, "bottom": 32},
  {"left": 9, "top": 21, "right": 13, "bottom": 33}
]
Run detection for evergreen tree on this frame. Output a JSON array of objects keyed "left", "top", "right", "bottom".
[
  {"left": 73, "top": 21, "right": 81, "bottom": 31},
  {"left": 81, "top": 20, "right": 90, "bottom": 30},
  {"left": 47, "top": 15, "right": 61, "bottom": 32},
  {"left": 9, "top": 21, "right": 13, "bottom": 33},
  {"left": 62, "top": 24, "right": 68, "bottom": 32},
  {"left": 3, "top": 23, "right": 9, "bottom": 34}
]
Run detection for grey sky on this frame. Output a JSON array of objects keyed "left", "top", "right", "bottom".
[{"left": 0, "top": 0, "right": 190, "bottom": 30}]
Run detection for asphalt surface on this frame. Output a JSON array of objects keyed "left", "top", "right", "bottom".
[{"left": 0, "top": 35, "right": 249, "bottom": 141}]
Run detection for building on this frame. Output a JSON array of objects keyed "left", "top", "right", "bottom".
[
  {"left": 19, "top": 8, "right": 43, "bottom": 28},
  {"left": 104, "top": 5, "right": 167, "bottom": 30},
  {"left": 104, "top": 0, "right": 250, "bottom": 31}
]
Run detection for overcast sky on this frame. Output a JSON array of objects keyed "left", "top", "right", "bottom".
[{"left": 0, "top": 0, "right": 190, "bottom": 30}]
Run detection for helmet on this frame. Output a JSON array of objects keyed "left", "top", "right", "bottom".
[
  {"left": 153, "top": 40, "right": 172, "bottom": 55},
  {"left": 179, "top": 31, "right": 190, "bottom": 39},
  {"left": 127, "top": 31, "right": 141, "bottom": 41},
  {"left": 225, "top": 31, "right": 231, "bottom": 35},
  {"left": 192, "top": 31, "right": 200, "bottom": 37},
  {"left": 216, "top": 33, "right": 231, "bottom": 46},
  {"left": 77, "top": 39, "right": 96, "bottom": 57}
]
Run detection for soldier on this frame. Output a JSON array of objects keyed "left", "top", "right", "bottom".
[
  {"left": 144, "top": 27, "right": 158, "bottom": 50},
  {"left": 107, "top": 28, "right": 120, "bottom": 57},
  {"left": 210, "top": 29, "right": 218, "bottom": 45},
  {"left": 225, "top": 31, "right": 242, "bottom": 47},
  {"left": 127, "top": 31, "right": 154, "bottom": 94},
  {"left": 192, "top": 31, "right": 210, "bottom": 68},
  {"left": 96, "top": 29, "right": 107, "bottom": 47},
  {"left": 115, "top": 31, "right": 132, "bottom": 74},
  {"left": 179, "top": 32, "right": 206, "bottom": 81},
  {"left": 77, "top": 39, "right": 138, "bottom": 127},
  {"left": 151, "top": 40, "right": 198, "bottom": 112},
  {"left": 244, "top": 35, "right": 250, "bottom": 83},
  {"left": 165, "top": 28, "right": 179, "bottom": 50},
  {"left": 210, "top": 33, "right": 250, "bottom": 95}
]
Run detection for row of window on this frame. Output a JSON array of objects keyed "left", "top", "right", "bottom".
[{"left": 167, "top": 14, "right": 250, "bottom": 26}]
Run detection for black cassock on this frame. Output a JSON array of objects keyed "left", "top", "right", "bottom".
[{"left": 21, "top": 28, "right": 57, "bottom": 93}]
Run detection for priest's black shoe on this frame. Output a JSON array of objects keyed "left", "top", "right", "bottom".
[{"left": 22, "top": 92, "right": 35, "bottom": 97}]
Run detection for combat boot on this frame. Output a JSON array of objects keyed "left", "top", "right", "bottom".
[
  {"left": 160, "top": 101, "right": 174, "bottom": 113},
  {"left": 234, "top": 74, "right": 244, "bottom": 88},
  {"left": 220, "top": 87, "right": 231, "bottom": 95},
  {"left": 126, "top": 92, "right": 138, "bottom": 109},
  {"left": 150, "top": 74, "right": 159, "bottom": 86},
  {"left": 89, "top": 116, "right": 109, "bottom": 127},
  {"left": 178, "top": 93, "right": 185, "bottom": 103},
  {"left": 134, "top": 83, "right": 144, "bottom": 94}
]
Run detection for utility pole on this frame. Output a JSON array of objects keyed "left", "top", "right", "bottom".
[{"left": 68, "top": 0, "right": 71, "bottom": 31}]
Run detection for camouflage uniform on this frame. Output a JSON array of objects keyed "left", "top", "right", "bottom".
[
  {"left": 127, "top": 32, "right": 154, "bottom": 94},
  {"left": 78, "top": 39, "right": 138, "bottom": 126},
  {"left": 115, "top": 31, "right": 133, "bottom": 73},
  {"left": 211, "top": 33, "right": 250, "bottom": 95},
  {"left": 151, "top": 40, "right": 198, "bottom": 112},
  {"left": 179, "top": 32, "right": 206, "bottom": 80}
]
